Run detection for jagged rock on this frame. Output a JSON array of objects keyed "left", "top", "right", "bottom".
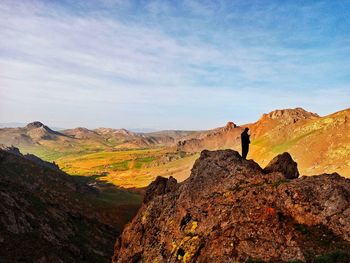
[
  {"left": 222, "top": 121, "right": 237, "bottom": 131},
  {"left": 113, "top": 150, "right": 350, "bottom": 263},
  {"left": 143, "top": 176, "right": 178, "bottom": 203},
  {"left": 264, "top": 152, "right": 299, "bottom": 179},
  {"left": 0, "top": 144, "right": 21, "bottom": 156},
  {"left": 0, "top": 145, "right": 60, "bottom": 172},
  {"left": 260, "top": 108, "right": 319, "bottom": 124},
  {"left": 0, "top": 149, "right": 117, "bottom": 262},
  {"left": 26, "top": 121, "right": 45, "bottom": 129}
]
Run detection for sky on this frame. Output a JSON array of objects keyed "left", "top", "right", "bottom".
[{"left": 0, "top": 0, "right": 349, "bottom": 130}]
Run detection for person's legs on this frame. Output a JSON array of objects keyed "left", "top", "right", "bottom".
[{"left": 242, "top": 145, "right": 248, "bottom": 159}]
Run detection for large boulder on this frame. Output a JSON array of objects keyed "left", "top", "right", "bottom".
[
  {"left": 264, "top": 152, "right": 299, "bottom": 179},
  {"left": 113, "top": 150, "right": 350, "bottom": 262}
]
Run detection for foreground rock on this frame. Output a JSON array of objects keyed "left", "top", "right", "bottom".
[
  {"left": 0, "top": 149, "right": 118, "bottom": 262},
  {"left": 113, "top": 150, "right": 350, "bottom": 262},
  {"left": 264, "top": 152, "right": 299, "bottom": 179}
]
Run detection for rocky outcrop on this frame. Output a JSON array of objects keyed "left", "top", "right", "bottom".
[
  {"left": 0, "top": 149, "right": 118, "bottom": 262},
  {"left": 259, "top": 108, "right": 319, "bottom": 124},
  {"left": 176, "top": 123, "right": 242, "bottom": 153},
  {"left": 0, "top": 145, "right": 60, "bottom": 171},
  {"left": 143, "top": 176, "right": 178, "bottom": 203},
  {"left": 113, "top": 150, "right": 350, "bottom": 262},
  {"left": 264, "top": 152, "right": 299, "bottom": 179}
]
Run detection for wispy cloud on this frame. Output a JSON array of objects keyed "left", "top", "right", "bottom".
[{"left": 0, "top": 0, "right": 349, "bottom": 129}]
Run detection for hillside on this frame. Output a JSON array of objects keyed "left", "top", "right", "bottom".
[
  {"left": 0, "top": 122, "right": 193, "bottom": 160},
  {"left": 177, "top": 108, "right": 350, "bottom": 177},
  {"left": 114, "top": 150, "right": 350, "bottom": 262},
  {"left": 0, "top": 148, "right": 141, "bottom": 262},
  {"left": 1, "top": 107, "right": 349, "bottom": 190},
  {"left": 249, "top": 108, "right": 350, "bottom": 176}
]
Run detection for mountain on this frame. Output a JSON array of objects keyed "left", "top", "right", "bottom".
[
  {"left": 176, "top": 108, "right": 350, "bottom": 177},
  {"left": 1, "top": 107, "right": 349, "bottom": 190},
  {"left": 0, "top": 121, "right": 67, "bottom": 145},
  {"left": 0, "top": 147, "right": 141, "bottom": 262},
  {"left": 176, "top": 121, "right": 241, "bottom": 152},
  {"left": 249, "top": 108, "right": 350, "bottom": 176},
  {"left": 0, "top": 122, "right": 65, "bottom": 130},
  {"left": 113, "top": 150, "right": 350, "bottom": 262},
  {"left": 0, "top": 122, "right": 195, "bottom": 160}
]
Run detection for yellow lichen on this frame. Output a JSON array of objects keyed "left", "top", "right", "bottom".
[
  {"left": 190, "top": 221, "right": 198, "bottom": 234},
  {"left": 141, "top": 208, "right": 150, "bottom": 225},
  {"left": 223, "top": 192, "right": 231, "bottom": 198},
  {"left": 182, "top": 236, "right": 200, "bottom": 263},
  {"left": 184, "top": 221, "right": 198, "bottom": 235},
  {"left": 171, "top": 241, "right": 177, "bottom": 254}
]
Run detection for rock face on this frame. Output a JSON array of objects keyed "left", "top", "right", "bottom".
[
  {"left": 264, "top": 152, "right": 299, "bottom": 179},
  {"left": 113, "top": 150, "right": 350, "bottom": 262},
  {"left": 143, "top": 176, "right": 178, "bottom": 204},
  {"left": 259, "top": 108, "right": 319, "bottom": 124},
  {"left": 176, "top": 122, "right": 242, "bottom": 153},
  {"left": 0, "top": 149, "right": 118, "bottom": 262},
  {"left": 0, "top": 145, "right": 60, "bottom": 171}
]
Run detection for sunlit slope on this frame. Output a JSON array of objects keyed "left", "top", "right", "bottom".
[
  {"left": 3, "top": 108, "right": 349, "bottom": 189},
  {"left": 56, "top": 148, "right": 198, "bottom": 188},
  {"left": 175, "top": 108, "right": 350, "bottom": 178},
  {"left": 0, "top": 122, "right": 194, "bottom": 161},
  {"left": 250, "top": 108, "right": 350, "bottom": 176}
]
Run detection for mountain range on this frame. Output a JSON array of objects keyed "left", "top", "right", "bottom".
[
  {"left": 1, "top": 107, "right": 349, "bottom": 262},
  {"left": 0, "top": 107, "right": 349, "bottom": 189}
]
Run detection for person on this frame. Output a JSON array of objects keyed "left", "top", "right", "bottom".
[{"left": 241, "top": 128, "right": 250, "bottom": 159}]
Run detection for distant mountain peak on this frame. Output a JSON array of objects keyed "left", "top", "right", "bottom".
[
  {"left": 222, "top": 121, "right": 237, "bottom": 131},
  {"left": 26, "top": 121, "right": 45, "bottom": 129},
  {"left": 114, "top": 128, "right": 136, "bottom": 136},
  {"left": 260, "top": 107, "right": 319, "bottom": 123}
]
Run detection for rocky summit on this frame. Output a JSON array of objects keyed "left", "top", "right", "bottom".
[{"left": 113, "top": 150, "right": 350, "bottom": 262}]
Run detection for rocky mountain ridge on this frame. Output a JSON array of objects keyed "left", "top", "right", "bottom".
[
  {"left": 113, "top": 150, "right": 350, "bottom": 262},
  {"left": 0, "top": 148, "right": 140, "bottom": 262}
]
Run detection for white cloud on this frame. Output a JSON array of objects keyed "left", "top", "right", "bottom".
[{"left": 0, "top": 0, "right": 349, "bottom": 129}]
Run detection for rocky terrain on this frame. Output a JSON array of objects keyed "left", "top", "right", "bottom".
[
  {"left": 113, "top": 150, "right": 350, "bottom": 262},
  {"left": 0, "top": 107, "right": 349, "bottom": 190},
  {"left": 176, "top": 121, "right": 241, "bottom": 153},
  {"left": 0, "top": 147, "right": 140, "bottom": 262},
  {"left": 176, "top": 108, "right": 350, "bottom": 177},
  {"left": 0, "top": 121, "right": 194, "bottom": 160}
]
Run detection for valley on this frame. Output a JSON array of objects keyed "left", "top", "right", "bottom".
[
  {"left": 1, "top": 107, "right": 349, "bottom": 262},
  {"left": 1, "top": 107, "right": 349, "bottom": 191}
]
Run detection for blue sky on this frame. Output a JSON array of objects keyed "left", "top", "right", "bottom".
[{"left": 0, "top": 0, "right": 349, "bottom": 130}]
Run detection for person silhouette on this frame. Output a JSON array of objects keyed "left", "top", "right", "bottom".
[{"left": 241, "top": 128, "right": 250, "bottom": 159}]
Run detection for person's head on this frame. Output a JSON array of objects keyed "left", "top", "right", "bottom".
[{"left": 244, "top": 127, "right": 249, "bottom": 133}]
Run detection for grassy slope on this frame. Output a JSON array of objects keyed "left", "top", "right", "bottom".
[
  {"left": 250, "top": 109, "right": 350, "bottom": 177},
  {"left": 11, "top": 109, "right": 350, "bottom": 189},
  {"left": 56, "top": 148, "right": 198, "bottom": 188}
]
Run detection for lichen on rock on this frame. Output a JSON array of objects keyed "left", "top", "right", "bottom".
[{"left": 113, "top": 150, "right": 350, "bottom": 262}]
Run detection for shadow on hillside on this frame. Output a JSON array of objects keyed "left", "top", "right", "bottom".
[{"left": 70, "top": 173, "right": 143, "bottom": 230}]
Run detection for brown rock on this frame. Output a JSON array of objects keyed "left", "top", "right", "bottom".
[
  {"left": 143, "top": 176, "right": 178, "bottom": 203},
  {"left": 113, "top": 150, "right": 350, "bottom": 262},
  {"left": 264, "top": 152, "right": 299, "bottom": 179}
]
